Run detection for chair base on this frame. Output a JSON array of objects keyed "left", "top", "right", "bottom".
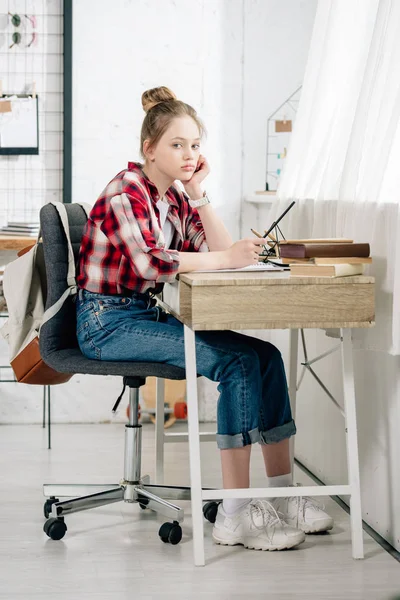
[
  {"left": 43, "top": 477, "right": 191, "bottom": 523},
  {"left": 41, "top": 385, "right": 220, "bottom": 545}
]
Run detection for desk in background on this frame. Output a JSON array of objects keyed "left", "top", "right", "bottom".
[
  {"left": 0, "top": 235, "right": 36, "bottom": 252},
  {"left": 159, "top": 271, "right": 375, "bottom": 566}
]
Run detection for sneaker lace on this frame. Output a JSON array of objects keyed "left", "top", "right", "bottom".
[
  {"left": 292, "top": 484, "right": 326, "bottom": 519},
  {"left": 249, "top": 499, "right": 284, "bottom": 531}
]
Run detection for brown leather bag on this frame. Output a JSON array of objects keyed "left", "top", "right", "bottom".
[{"left": 10, "top": 335, "right": 73, "bottom": 385}]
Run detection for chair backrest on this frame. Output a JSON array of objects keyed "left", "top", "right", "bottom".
[{"left": 39, "top": 202, "right": 88, "bottom": 358}]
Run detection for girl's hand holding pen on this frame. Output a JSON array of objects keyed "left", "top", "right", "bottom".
[{"left": 224, "top": 238, "right": 266, "bottom": 268}]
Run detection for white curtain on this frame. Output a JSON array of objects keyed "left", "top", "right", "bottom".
[{"left": 275, "top": 0, "right": 400, "bottom": 355}]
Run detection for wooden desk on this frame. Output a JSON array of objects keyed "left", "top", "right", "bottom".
[
  {"left": 0, "top": 235, "right": 36, "bottom": 251},
  {"left": 162, "top": 271, "right": 374, "bottom": 331},
  {"left": 159, "top": 272, "right": 375, "bottom": 566}
]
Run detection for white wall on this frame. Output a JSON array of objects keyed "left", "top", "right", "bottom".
[
  {"left": 242, "top": 0, "right": 317, "bottom": 199},
  {"left": 72, "top": 0, "right": 243, "bottom": 234}
]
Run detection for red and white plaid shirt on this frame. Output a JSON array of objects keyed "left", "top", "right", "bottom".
[{"left": 77, "top": 162, "right": 208, "bottom": 295}]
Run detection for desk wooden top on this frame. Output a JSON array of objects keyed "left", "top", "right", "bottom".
[
  {"left": 179, "top": 271, "right": 374, "bottom": 287},
  {"left": 161, "top": 271, "right": 375, "bottom": 331},
  {"left": 0, "top": 235, "right": 36, "bottom": 251}
]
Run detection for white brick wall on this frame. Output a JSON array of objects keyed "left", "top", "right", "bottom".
[{"left": 72, "top": 0, "right": 243, "bottom": 235}]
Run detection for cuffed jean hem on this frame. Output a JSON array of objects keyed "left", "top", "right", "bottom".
[
  {"left": 216, "top": 427, "right": 260, "bottom": 450},
  {"left": 259, "top": 419, "right": 297, "bottom": 445}
]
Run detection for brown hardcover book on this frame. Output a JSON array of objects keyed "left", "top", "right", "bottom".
[
  {"left": 290, "top": 263, "right": 364, "bottom": 278},
  {"left": 286, "top": 257, "right": 372, "bottom": 265},
  {"left": 280, "top": 243, "right": 370, "bottom": 259}
]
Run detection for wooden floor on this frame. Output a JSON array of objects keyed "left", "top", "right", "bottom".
[{"left": 0, "top": 422, "right": 399, "bottom": 600}]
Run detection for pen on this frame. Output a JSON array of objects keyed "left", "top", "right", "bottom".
[
  {"left": 265, "top": 231, "right": 277, "bottom": 241},
  {"left": 251, "top": 228, "right": 275, "bottom": 245},
  {"left": 266, "top": 230, "right": 280, "bottom": 257},
  {"left": 251, "top": 228, "right": 263, "bottom": 238},
  {"left": 262, "top": 200, "right": 296, "bottom": 238}
]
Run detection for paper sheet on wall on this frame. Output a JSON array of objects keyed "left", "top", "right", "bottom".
[{"left": 0, "top": 97, "right": 38, "bottom": 148}]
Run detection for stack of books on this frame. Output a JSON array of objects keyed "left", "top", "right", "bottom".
[
  {"left": 278, "top": 238, "right": 371, "bottom": 278},
  {"left": 0, "top": 221, "right": 39, "bottom": 237}
]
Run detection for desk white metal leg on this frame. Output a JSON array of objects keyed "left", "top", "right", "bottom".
[
  {"left": 341, "top": 328, "right": 364, "bottom": 559},
  {"left": 184, "top": 324, "right": 205, "bottom": 567},
  {"left": 155, "top": 378, "right": 165, "bottom": 483},
  {"left": 289, "top": 329, "right": 299, "bottom": 471}
]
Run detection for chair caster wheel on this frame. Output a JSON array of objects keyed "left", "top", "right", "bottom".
[
  {"left": 203, "top": 501, "right": 220, "bottom": 524},
  {"left": 137, "top": 495, "right": 149, "bottom": 510},
  {"left": 43, "top": 517, "right": 67, "bottom": 540},
  {"left": 44, "top": 496, "right": 59, "bottom": 518},
  {"left": 159, "top": 521, "right": 182, "bottom": 545}
]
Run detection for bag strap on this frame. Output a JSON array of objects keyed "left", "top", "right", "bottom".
[
  {"left": 40, "top": 202, "right": 91, "bottom": 330},
  {"left": 49, "top": 201, "right": 90, "bottom": 288},
  {"left": 40, "top": 286, "right": 75, "bottom": 329}
]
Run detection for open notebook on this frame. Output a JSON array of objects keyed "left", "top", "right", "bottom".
[{"left": 196, "top": 262, "right": 285, "bottom": 273}]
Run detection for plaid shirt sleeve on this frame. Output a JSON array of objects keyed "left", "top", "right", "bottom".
[
  {"left": 182, "top": 191, "right": 208, "bottom": 253},
  {"left": 101, "top": 192, "right": 180, "bottom": 283}
]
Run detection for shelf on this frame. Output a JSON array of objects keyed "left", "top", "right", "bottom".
[{"left": 244, "top": 192, "right": 278, "bottom": 205}]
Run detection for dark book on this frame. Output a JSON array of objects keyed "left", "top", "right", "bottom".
[{"left": 279, "top": 243, "right": 370, "bottom": 259}]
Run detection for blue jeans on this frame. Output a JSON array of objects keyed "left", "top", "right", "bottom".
[{"left": 76, "top": 288, "right": 296, "bottom": 450}]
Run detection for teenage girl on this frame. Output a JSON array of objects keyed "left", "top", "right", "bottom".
[{"left": 76, "top": 86, "right": 333, "bottom": 551}]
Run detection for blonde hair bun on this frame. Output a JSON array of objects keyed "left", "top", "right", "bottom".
[{"left": 142, "top": 86, "right": 177, "bottom": 113}]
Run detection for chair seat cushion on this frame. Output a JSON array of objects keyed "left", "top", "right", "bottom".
[{"left": 44, "top": 348, "right": 187, "bottom": 380}]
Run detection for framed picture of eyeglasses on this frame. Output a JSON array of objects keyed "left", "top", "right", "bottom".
[{"left": 0, "top": 94, "right": 39, "bottom": 155}]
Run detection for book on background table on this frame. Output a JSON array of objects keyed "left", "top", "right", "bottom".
[
  {"left": 279, "top": 238, "right": 353, "bottom": 245},
  {"left": 1, "top": 229, "right": 39, "bottom": 235},
  {"left": 0, "top": 226, "right": 39, "bottom": 231},
  {"left": 290, "top": 263, "right": 364, "bottom": 278},
  {"left": 280, "top": 243, "right": 370, "bottom": 259},
  {"left": 0, "top": 229, "right": 38, "bottom": 236},
  {"left": 6, "top": 222, "right": 39, "bottom": 228}
]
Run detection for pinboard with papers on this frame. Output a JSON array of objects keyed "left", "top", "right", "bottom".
[{"left": 0, "top": 95, "right": 39, "bottom": 155}]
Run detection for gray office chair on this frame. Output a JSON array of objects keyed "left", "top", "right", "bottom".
[{"left": 39, "top": 202, "right": 218, "bottom": 546}]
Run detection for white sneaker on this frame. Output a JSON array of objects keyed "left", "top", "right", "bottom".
[
  {"left": 212, "top": 499, "right": 305, "bottom": 551},
  {"left": 271, "top": 485, "right": 334, "bottom": 534}
]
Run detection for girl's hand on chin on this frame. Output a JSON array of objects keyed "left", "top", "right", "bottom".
[{"left": 182, "top": 155, "right": 210, "bottom": 194}]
